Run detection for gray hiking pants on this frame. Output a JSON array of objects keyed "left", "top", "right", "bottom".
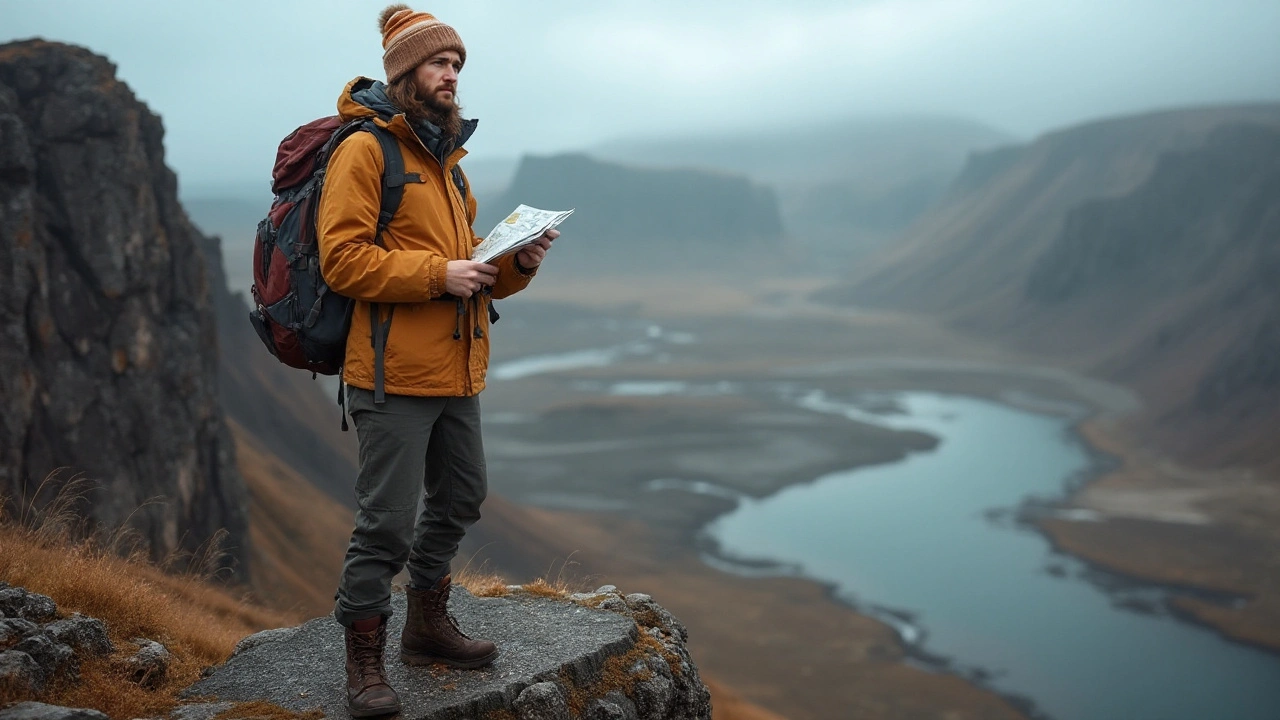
[{"left": 333, "top": 386, "right": 488, "bottom": 627}]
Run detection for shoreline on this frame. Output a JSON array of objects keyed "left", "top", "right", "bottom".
[
  {"left": 695, "top": 528, "right": 1056, "bottom": 720},
  {"left": 481, "top": 291, "right": 1279, "bottom": 718},
  {"left": 680, "top": 380, "right": 1279, "bottom": 719}
]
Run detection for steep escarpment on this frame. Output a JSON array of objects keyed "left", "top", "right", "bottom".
[
  {"left": 1022, "top": 123, "right": 1280, "bottom": 465},
  {"left": 0, "top": 40, "right": 248, "bottom": 575},
  {"left": 828, "top": 104, "right": 1280, "bottom": 651},
  {"left": 185, "top": 585, "right": 711, "bottom": 720},
  {"left": 478, "top": 153, "right": 784, "bottom": 269},
  {"left": 835, "top": 104, "right": 1280, "bottom": 325},
  {"left": 831, "top": 104, "right": 1280, "bottom": 469}
]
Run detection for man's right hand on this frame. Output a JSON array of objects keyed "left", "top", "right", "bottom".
[{"left": 445, "top": 260, "right": 499, "bottom": 298}]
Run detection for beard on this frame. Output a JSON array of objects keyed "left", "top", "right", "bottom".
[
  {"left": 387, "top": 74, "right": 464, "bottom": 138},
  {"left": 421, "top": 87, "right": 463, "bottom": 138}
]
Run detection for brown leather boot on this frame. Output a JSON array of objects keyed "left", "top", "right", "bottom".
[
  {"left": 344, "top": 616, "right": 401, "bottom": 717},
  {"left": 401, "top": 574, "right": 499, "bottom": 668}
]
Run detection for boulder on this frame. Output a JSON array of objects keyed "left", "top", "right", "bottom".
[
  {"left": 124, "top": 638, "right": 170, "bottom": 689},
  {"left": 0, "top": 618, "right": 39, "bottom": 645},
  {"left": 0, "top": 649, "right": 44, "bottom": 695},
  {"left": 513, "top": 681, "right": 571, "bottom": 720},
  {"left": 0, "top": 702, "right": 109, "bottom": 720},
  {"left": 42, "top": 614, "right": 113, "bottom": 657},
  {"left": 13, "top": 633, "right": 77, "bottom": 684},
  {"left": 0, "top": 588, "right": 57, "bottom": 623},
  {"left": 183, "top": 586, "right": 710, "bottom": 720}
]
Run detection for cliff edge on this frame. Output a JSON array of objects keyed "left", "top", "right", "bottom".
[{"left": 182, "top": 585, "right": 712, "bottom": 720}]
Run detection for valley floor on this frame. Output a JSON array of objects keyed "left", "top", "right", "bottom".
[{"left": 466, "top": 270, "right": 1280, "bottom": 720}]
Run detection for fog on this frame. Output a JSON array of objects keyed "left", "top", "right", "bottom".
[
  {"left": 3, "top": 0, "right": 1279, "bottom": 195},
  {"left": 5, "top": 3, "right": 1280, "bottom": 719}
]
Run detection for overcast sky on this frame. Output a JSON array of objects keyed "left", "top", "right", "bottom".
[{"left": 4, "top": 0, "right": 1279, "bottom": 195}]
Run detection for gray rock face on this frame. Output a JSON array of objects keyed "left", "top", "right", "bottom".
[
  {"left": 42, "top": 615, "right": 112, "bottom": 657},
  {"left": 0, "top": 617, "right": 39, "bottom": 644},
  {"left": 184, "top": 587, "right": 711, "bottom": 720},
  {"left": 12, "top": 633, "right": 76, "bottom": 685},
  {"left": 514, "top": 681, "right": 570, "bottom": 720},
  {"left": 0, "top": 588, "right": 57, "bottom": 623},
  {"left": 125, "top": 637, "right": 170, "bottom": 689},
  {"left": 0, "top": 649, "right": 44, "bottom": 694},
  {"left": 0, "top": 39, "right": 248, "bottom": 577},
  {"left": 0, "top": 702, "right": 109, "bottom": 720}
]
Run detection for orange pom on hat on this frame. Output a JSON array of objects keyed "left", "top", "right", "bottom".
[{"left": 378, "top": 4, "right": 466, "bottom": 83}]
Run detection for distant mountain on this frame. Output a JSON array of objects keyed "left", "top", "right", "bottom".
[
  {"left": 831, "top": 104, "right": 1280, "bottom": 469},
  {"left": 594, "top": 117, "right": 1012, "bottom": 262},
  {"left": 459, "top": 155, "right": 520, "bottom": 209},
  {"left": 480, "top": 153, "right": 785, "bottom": 269}
]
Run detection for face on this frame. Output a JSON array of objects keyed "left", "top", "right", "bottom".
[{"left": 412, "top": 50, "right": 462, "bottom": 113}]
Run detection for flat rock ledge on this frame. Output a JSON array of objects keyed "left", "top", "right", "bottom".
[{"left": 181, "top": 586, "right": 710, "bottom": 720}]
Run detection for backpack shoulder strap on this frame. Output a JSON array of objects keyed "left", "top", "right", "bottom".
[
  {"left": 363, "top": 122, "right": 419, "bottom": 247},
  {"left": 451, "top": 165, "right": 468, "bottom": 204},
  {"left": 359, "top": 121, "right": 423, "bottom": 405}
]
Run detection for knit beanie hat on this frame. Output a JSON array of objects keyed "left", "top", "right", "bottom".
[{"left": 378, "top": 4, "right": 466, "bottom": 84}]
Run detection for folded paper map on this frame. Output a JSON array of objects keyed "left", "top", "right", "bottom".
[{"left": 473, "top": 204, "right": 575, "bottom": 265}]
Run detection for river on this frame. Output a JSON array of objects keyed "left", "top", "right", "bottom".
[{"left": 705, "top": 391, "right": 1280, "bottom": 720}]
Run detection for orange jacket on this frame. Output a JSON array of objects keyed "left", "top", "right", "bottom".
[{"left": 317, "top": 78, "right": 534, "bottom": 397}]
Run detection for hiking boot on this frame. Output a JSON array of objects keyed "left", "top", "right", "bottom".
[
  {"left": 345, "top": 616, "right": 401, "bottom": 717},
  {"left": 401, "top": 574, "right": 499, "bottom": 668}
]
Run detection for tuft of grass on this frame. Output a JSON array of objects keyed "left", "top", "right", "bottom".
[
  {"left": 0, "top": 479, "right": 291, "bottom": 717},
  {"left": 453, "top": 561, "right": 512, "bottom": 598},
  {"left": 454, "top": 553, "right": 594, "bottom": 600}
]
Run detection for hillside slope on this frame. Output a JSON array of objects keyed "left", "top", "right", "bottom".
[
  {"left": 836, "top": 104, "right": 1280, "bottom": 324},
  {"left": 1022, "top": 123, "right": 1280, "bottom": 466},
  {"left": 833, "top": 105, "right": 1280, "bottom": 469}
]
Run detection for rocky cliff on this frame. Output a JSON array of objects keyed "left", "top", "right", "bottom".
[
  {"left": 184, "top": 585, "right": 711, "bottom": 720},
  {"left": 0, "top": 40, "right": 248, "bottom": 575},
  {"left": 1024, "top": 122, "right": 1280, "bottom": 465},
  {"left": 829, "top": 104, "right": 1280, "bottom": 469},
  {"left": 834, "top": 104, "right": 1280, "bottom": 322}
]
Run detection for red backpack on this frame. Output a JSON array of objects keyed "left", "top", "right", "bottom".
[{"left": 248, "top": 115, "right": 470, "bottom": 423}]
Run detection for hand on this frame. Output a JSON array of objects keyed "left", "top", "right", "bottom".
[
  {"left": 445, "top": 260, "right": 499, "bottom": 298},
  {"left": 516, "top": 228, "right": 558, "bottom": 271}
]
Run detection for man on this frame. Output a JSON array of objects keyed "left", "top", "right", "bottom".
[{"left": 316, "top": 5, "right": 557, "bottom": 716}]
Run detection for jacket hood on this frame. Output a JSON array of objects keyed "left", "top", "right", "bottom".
[
  {"left": 337, "top": 77, "right": 478, "bottom": 156},
  {"left": 344, "top": 77, "right": 401, "bottom": 121}
]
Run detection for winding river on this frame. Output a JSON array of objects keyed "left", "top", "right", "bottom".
[{"left": 706, "top": 392, "right": 1280, "bottom": 720}]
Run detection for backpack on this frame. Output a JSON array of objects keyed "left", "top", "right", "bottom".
[{"left": 248, "top": 115, "right": 469, "bottom": 423}]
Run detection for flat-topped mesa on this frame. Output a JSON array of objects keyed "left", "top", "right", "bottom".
[
  {"left": 0, "top": 40, "right": 249, "bottom": 576},
  {"left": 183, "top": 585, "right": 712, "bottom": 720}
]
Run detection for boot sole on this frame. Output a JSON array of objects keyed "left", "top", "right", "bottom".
[
  {"left": 401, "top": 648, "right": 499, "bottom": 669},
  {"left": 347, "top": 700, "right": 402, "bottom": 718}
]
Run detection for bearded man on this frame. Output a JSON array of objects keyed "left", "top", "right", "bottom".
[{"left": 317, "top": 5, "right": 557, "bottom": 716}]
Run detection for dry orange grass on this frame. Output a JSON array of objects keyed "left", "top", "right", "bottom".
[
  {"left": 454, "top": 553, "right": 592, "bottom": 600},
  {"left": 0, "top": 484, "right": 290, "bottom": 718}
]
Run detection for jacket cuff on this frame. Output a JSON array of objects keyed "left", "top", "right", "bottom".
[
  {"left": 512, "top": 252, "right": 538, "bottom": 277},
  {"left": 428, "top": 255, "right": 449, "bottom": 298}
]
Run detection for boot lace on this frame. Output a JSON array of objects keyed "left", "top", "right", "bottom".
[
  {"left": 428, "top": 583, "right": 473, "bottom": 639},
  {"left": 350, "top": 624, "right": 388, "bottom": 683}
]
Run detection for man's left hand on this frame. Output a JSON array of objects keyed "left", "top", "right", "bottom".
[{"left": 516, "top": 228, "right": 558, "bottom": 270}]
